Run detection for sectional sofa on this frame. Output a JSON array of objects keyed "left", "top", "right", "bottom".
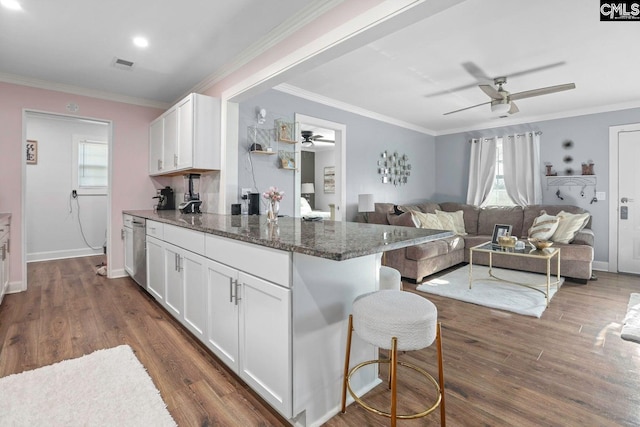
[{"left": 362, "top": 202, "right": 594, "bottom": 283}]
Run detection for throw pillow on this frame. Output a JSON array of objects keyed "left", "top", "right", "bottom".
[
  {"left": 387, "top": 212, "right": 418, "bottom": 227},
  {"left": 528, "top": 211, "right": 560, "bottom": 240},
  {"left": 552, "top": 210, "right": 590, "bottom": 244},
  {"left": 411, "top": 211, "right": 444, "bottom": 230},
  {"left": 435, "top": 209, "right": 467, "bottom": 235}
]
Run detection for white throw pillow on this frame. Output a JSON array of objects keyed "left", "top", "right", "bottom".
[
  {"left": 435, "top": 209, "right": 467, "bottom": 235},
  {"left": 528, "top": 211, "right": 560, "bottom": 240},
  {"left": 411, "top": 211, "right": 444, "bottom": 230},
  {"left": 552, "top": 211, "right": 590, "bottom": 244}
]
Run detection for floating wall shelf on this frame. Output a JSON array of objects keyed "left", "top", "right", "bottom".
[{"left": 546, "top": 175, "right": 597, "bottom": 188}]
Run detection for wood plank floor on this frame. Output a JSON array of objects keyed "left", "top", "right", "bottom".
[{"left": 1, "top": 256, "right": 639, "bottom": 426}]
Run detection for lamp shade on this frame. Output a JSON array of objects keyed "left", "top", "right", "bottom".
[
  {"left": 301, "top": 183, "right": 315, "bottom": 194},
  {"left": 358, "top": 194, "right": 375, "bottom": 213}
]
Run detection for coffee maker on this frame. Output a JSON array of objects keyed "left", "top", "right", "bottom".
[
  {"left": 178, "top": 174, "right": 202, "bottom": 214},
  {"left": 153, "top": 186, "right": 175, "bottom": 210}
]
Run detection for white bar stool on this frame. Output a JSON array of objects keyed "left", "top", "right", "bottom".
[
  {"left": 379, "top": 266, "right": 402, "bottom": 290},
  {"left": 341, "top": 290, "right": 445, "bottom": 426}
]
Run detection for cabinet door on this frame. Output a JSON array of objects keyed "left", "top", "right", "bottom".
[
  {"left": 149, "top": 118, "right": 164, "bottom": 175},
  {"left": 123, "top": 226, "right": 134, "bottom": 277},
  {"left": 238, "top": 272, "right": 292, "bottom": 417},
  {"left": 146, "top": 236, "right": 165, "bottom": 303},
  {"left": 176, "top": 96, "right": 193, "bottom": 170},
  {"left": 163, "top": 243, "right": 183, "bottom": 318},
  {"left": 182, "top": 249, "right": 207, "bottom": 340},
  {"left": 163, "top": 108, "right": 178, "bottom": 171},
  {"left": 205, "top": 259, "right": 239, "bottom": 372}
]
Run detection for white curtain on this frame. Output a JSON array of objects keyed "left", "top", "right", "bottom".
[
  {"left": 466, "top": 137, "right": 497, "bottom": 206},
  {"left": 502, "top": 132, "right": 542, "bottom": 206}
]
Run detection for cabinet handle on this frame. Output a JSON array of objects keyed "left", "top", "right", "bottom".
[
  {"left": 177, "top": 255, "right": 182, "bottom": 272},
  {"left": 158, "top": 159, "right": 162, "bottom": 170},
  {"left": 234, "top": 280, "right": 241, "bottom": 306},
  {"left": 229, "top": 278, "right": 233, "bottom": 303},
  {"left": 174, "top": 154, "right": 178, "bottom": 167}
]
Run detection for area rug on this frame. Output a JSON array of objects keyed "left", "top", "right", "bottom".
[
  {"left": 621, "top": 293, "right": 640, "bottom": 343},
  {"left": 0, "top": 345, "right": 176, "bottom": 426},
  {"left": 416, "top": 265, "right": 564, "bottom": 318}
]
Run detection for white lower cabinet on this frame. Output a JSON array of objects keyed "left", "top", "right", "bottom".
[
  {"left": 146, "top": 236, "right": 165, "bottom": 303},
  {"left": 145, "top": 224, "right": 293, "bottom": 418}
]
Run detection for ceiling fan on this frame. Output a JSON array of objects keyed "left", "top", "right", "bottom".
[
  {"left": 301, "top": 130, "right": 334, "bottom": 147},
  {"left": 443, "top": 77, "right": 576, "bottom": 116}
]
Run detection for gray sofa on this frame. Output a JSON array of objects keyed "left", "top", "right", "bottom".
[{"left": 363, "top": 202, "right": 594, "bottom": 283}]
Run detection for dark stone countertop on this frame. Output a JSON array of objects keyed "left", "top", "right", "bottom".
[{"left": 124, "top": 210, "right": 453, "bottom": 261}]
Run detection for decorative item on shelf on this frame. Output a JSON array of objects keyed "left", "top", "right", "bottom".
[
  {"left": 544, "top": 163, "right": 556, "bottom": 176},
  {"left": 274, "top": 119, "right": 295, "bottom": 142},
  {"left": 263, "top": 186, "right": 284, "bottom": 223},
  {"left": 278, "top": 151, "right": 295, "bottom": 169},
  {"left": 377, "top": 150, "right": 411, "bottom": 185},
  {"left": 497, "top": 235, "right": 518, "bottom": 248},
  {"left": 248, "top": 126, "right": 274, "bottom": 153},
  {"left": 528, "top": 238, "right": 553, "bottom": 250}
]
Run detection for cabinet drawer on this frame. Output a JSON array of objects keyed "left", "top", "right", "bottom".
[
  {"left": 205, "top": 235, "right": 290, "bottom": 287},
  {"left": 146, "top": 220, "right": 164, "bottom": 239},
  {"left": 123, "top": 214, "right": 133, "bottom": 228},
  {"left": 164, "top": 224, "right": 205, "bottom": 254}
]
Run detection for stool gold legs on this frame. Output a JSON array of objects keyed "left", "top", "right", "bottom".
[{"left": 341, "top": 317, "right": 446, "bottom": 425}]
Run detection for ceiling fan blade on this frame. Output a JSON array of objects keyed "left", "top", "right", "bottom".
[
  {"left": 479, "top": 84, "right": 504, "bottom": 100},
  {"left": 443, "top": 100, "right": 491, "bottom": 116},
  {"left": 510, "top": 83, "right": 576, "bottom": 101},
  {"left": 508, "top": 102, "right": 519, "bottom": 114},
  {"left": 315, "top": 138, "right": 335, "bottom": 143}
]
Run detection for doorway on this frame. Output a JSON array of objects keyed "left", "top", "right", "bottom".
[
  {"left": 609, "top": 123, "right": 640, "bottom": 274},
  {"left": 294, "top": 114, "right": 346, "bottom": 220},
  {"left": 23, "top": 111, "right": 111, "bottom": 285}
]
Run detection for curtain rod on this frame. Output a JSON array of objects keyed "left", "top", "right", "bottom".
[{"left": 469, "top": 131, "right": 542, "bottom": 143}]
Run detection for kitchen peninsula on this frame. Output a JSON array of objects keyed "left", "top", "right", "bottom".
[{"left": 124, "top": 210, "right": 451, "bottom": 427}]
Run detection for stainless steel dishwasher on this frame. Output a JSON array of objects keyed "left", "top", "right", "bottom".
[{"left": 132, "top": 217, "right": 147, "bottom": 289}]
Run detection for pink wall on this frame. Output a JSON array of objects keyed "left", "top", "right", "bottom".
[{"left": 0, "top": 82, "right": 164, "bottom": 287}]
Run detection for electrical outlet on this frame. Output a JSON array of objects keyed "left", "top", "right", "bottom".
[{"left": 241, "top": 188, "right": 252, "bottom": 197}]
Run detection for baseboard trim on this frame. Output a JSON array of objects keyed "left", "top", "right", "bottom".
[
  {"left": 592, "top": 261, "right": 609, "bottom": 272},
  {"left": 109, "top": 268, "right": 127, "bottom": 279},
  {"left": 27, "top": 249, "right": 104, "bottom": 263},
  {"left": 7, "top": 280, "right": 25, "bottom": 294}
]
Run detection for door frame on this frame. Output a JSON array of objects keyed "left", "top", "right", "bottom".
[
  {"left": 294, "top": 114, "right": 346, "bottom": 220},
  {"left": 608, "top": 122, "right": 640, "bottom": 273},
  {"left": 22, "top": 109, "right": 113, "bottom": 288}
]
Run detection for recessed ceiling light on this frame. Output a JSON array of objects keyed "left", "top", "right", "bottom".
[
  {"left": 1, "top": 0, "right": 22, "bottom": 10},
  {"left": 133, "top": 36, "right": 149, "bottom": 48}
]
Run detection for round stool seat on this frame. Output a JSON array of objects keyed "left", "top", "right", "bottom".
[
  {"left": 352, "top": 290, "right": 437, "bottom": 351},
  {"left": 379, "top": 266, "right": 402, "bottom": 290}
]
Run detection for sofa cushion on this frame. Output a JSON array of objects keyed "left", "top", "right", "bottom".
[
  {"left": 528, "top": 211, "right": 560, "bottom": 240},
  {"left": 439, "top": 202, "right": 481, "bottom": 235},
  {"left": 368, "top": 212, "right": 390, "bottom": 225},
  {"left": 551, "top": 210, "right": 591, "bottom": 244},
  {"left": 406, "top": 235, "right": 465, "bottom": 261},
  {"left": 387, "top": 212, "right": 417, "bottom": 227},
  {"left": 523, "top": 205, "right": 591, "bottom": 233},
  {"left": 477, "top": 206, "right": 524, "bottom": 237},
  {"left": 411, "top": 211, "right": 444, "bottom": 229},
  {"left": 435, "top": 209, "right": 466, "bottom": 235}
]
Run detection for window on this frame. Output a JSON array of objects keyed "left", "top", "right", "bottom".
[
  {"left": 72, "top": 135, "right": 108, "bottom": 194},
  {"left": 482, "top": 138, "right": 514, "bottom": 207}
]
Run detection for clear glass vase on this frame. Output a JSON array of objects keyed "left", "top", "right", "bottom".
[{"left": 267, "top": 200, "right": 280, "bottom": 223}]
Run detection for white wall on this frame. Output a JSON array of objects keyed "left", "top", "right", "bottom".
[{"left": 26, "top": 114, "right": 108, "bottom": 261}]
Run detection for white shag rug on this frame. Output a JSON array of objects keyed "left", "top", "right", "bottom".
[
  {"left": 416, "top": 265, "right": 564, "bottom": 318},
  {"left": 0, "top": 345, "right": 176, "bottom": 427},
  {"left": 621, "top": 293, "right": 640, "bottom": 343}
]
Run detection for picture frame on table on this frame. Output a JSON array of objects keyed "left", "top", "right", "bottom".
[{"left": 491, "top": 224, "right": 512, "bottom": 244}]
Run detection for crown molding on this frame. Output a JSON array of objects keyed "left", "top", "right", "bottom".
[
  {"left": 0, "top": 72, "right": 169, "bottom": 110},
  {"left": 190, "top": 0, "right": 345, "bottom": 97},
  {"left": 275, "top": 83, "right": 436, "bottom": 136}
]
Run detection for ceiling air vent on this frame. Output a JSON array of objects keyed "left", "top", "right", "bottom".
[{"left": 111, "top": 57, "right": 135, "bottom": 71}]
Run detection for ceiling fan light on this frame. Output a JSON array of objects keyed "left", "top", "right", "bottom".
[{"left": 491, "top": 102, "right": 511, "bottom": 115}]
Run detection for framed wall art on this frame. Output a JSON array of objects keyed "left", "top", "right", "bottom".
[
  {"left": 26, "top": 140, "right": 38, "bottom": 165},
  {"left": 324, "top": 166, "right": 335, "bottom": 193}
]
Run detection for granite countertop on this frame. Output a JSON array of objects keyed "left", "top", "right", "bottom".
[{"left": 124, "top": 210, "right": 453, "bottom": 261}]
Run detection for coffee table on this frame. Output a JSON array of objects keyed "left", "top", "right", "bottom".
[{"left": 468, "top": 241, "right": 561, "bottom": 306}]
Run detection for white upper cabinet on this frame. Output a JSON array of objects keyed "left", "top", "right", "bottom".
[{"left": 149, "top": 93, "right": 221, "bottom": 176}]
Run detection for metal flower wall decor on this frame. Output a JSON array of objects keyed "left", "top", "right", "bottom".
[{"left": 377, "top": 150, "right": 411, "bottom": 186}]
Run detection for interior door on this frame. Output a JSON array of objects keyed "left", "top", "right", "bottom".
[{"left": 618, "top": 130, "right": 640, "bottom": 274}]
